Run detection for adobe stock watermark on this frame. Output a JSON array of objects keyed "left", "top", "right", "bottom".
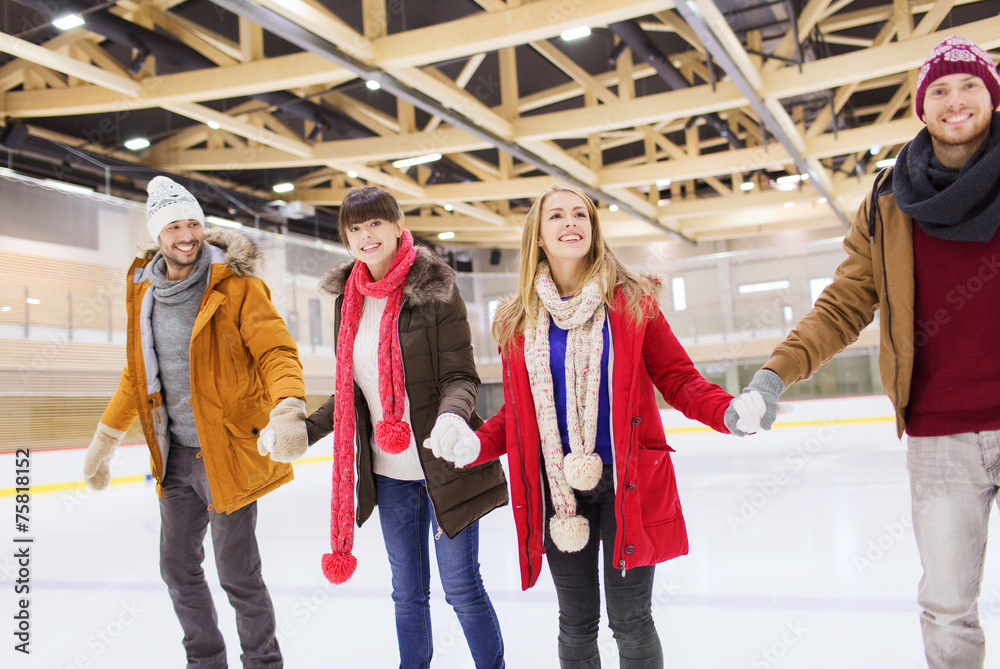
[
  {"left": 750, "top": 620, "right": 809, "bottom": 668},
  {"left": 852, "top": 511, "right": 912, "bottom": 575},
  {"left": 58, "top": 600, "right": 144, "bottom": 669},
  {"left": 727, "top": 421, "right": 839, "bottom": 532}
]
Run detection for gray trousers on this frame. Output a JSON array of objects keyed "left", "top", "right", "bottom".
[
  {"left": 159, "top": 446, "right": 282, "bottom": 669},
  {"left": 907, "top": 431, "right": 1000, "bottom": 669}
]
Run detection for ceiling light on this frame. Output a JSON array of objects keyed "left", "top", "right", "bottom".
[
  {"left": 206, "top": 215, "right": 242, "bottom": 229},
  {"left": 347, "top": 170, "right": 358, "bottom": 179},
  {"left": 272, "top": 182, "right": 295, "bottom": 193},
  {"left": 657, "top": 198, "right": 672, "bottom": 206},
  {"left": 560, "top": 26, "right": 591, "bottom": 41},
  {"left": 124, "top": 137, "right": 150, "bottom": 151},
  {"left": 739, "top": 182, "right": 755, "bottom": 191},
  {"left": 392, "top": 153, "right": 441, "bottom": 169},
  {"left": 438, "top": 231, "right": 456, "bottom": 240},
  {"left": 207, "top": 121, "right": 221, "bottom": 130},
  {"left": 876, "top": 158, "right": 897, "bottom": 169},
  {"left": 784, "top": 201, "right": 795, "bottom": 208},
  {"left": 443, "top": 204, "right": 453, "bottom": 211},
  {"left": 817, "top": 197, "right": 828, "bottom": 204},
  {"left": 0, "top": 306, "right": 11, "bottom": 312},
  {"left": 870, "top": 145, "right": 882, "bottom": 155},
  {"left": 774, "top": 182, "right": 797, "bottom": 192},
  {"left": 25, "top": 298, "right": 41, "bottom": 305},
  {"left": 366, "top": 80, "right": 381, "bottom": 90},
  {"left": 775, "top": 173, "right": 809, "bottom": 184},
  {"left": 42, "top": 179, "right": 93, "bottom": 195},
  {"left": 656, "top": 178, "right": 671, "bottom": 188},
  {"left": 52, "top": 14, "right": 85, "bottom": 31},
  {"left": 608, "top": 204, "right": 618, "bottom": 212}
]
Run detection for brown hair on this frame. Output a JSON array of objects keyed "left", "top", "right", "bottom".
[
  {"left": 337, "top": 186, "right": 404, "bottom": 245},
  {"left": 492, "top": 185, "right": 657, "bottom": 351}
]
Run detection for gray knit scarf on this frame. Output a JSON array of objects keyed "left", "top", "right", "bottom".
[
  {"left": 147, "top": 245, "right": 213, "bottom": 304},
  {"left": 893, "top": 112, "right": 1000, "bottom": 242}
]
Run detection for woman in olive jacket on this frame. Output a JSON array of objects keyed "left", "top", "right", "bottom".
[{"left": 303, "top": 186, "right": 507, "bottom": 669}]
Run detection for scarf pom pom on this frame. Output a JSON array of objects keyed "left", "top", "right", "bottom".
[
  {"left": 563, "top": 452, "right": 603, "bottom": 491},
  {"left": 321, "top": 551, "right": 357, "bottom": 584},
  {"left": 375, "top": 419, "right": 411, "bottom": 454},
  {"left": 549, "top": 514, "right": 590, "bottom": 553}
]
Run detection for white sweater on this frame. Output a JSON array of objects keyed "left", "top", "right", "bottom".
[{"left": 350, "top": 296, "right": 424, "bottom": 481}]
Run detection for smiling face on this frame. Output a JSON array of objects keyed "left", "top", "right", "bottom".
[
  {"left": 923, "top": 73, "right": 995, "bottom": 167},
  {"left": 345, "top": 217, "right": 403, "bottom": 280},
  {"left": 538, "top": 189, "right": 593, "bottom": 267},
  {"left": 157, "top": 219, "right": 204, "bottom": 280}
]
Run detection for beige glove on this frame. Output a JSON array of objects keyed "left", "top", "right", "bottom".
[
  {"left": 83, "top": 422, "right": 126, "bottom": 490},
  {"left": 423, "top": 412, "right": 480, "bottom": 468},
  {"left": 257, "top": 397, "right": 309, "bottom": 463}
]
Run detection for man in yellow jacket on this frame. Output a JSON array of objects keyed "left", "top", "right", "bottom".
[
  {"left": 733, "top": 38, "right": 1000, "bottom": 669},
  {"left": 83, "top": 176, "right": 309, "bottom": 668}
]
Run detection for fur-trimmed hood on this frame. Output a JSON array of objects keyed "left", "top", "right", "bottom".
[
  {"left": 319, "top": 246, "right": 457, "bottom": 306},
  {"left": 139, "top": 228, "right": 263, "bottom": 278}
]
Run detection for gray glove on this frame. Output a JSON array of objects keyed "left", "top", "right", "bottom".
[
  {"left": 741, "top": 369, "right": 784, "bottom": 430},
  {"left": 257, "top": 397, "right": 309, "bottom": 463},
  {"left": 83, "top": 422, "right": 126, "bottom": 490}
]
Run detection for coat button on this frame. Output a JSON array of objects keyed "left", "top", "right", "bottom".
[
  {"left": 252, "top": 427, "right": 259, "bottom": 435},
  {"left": 632, "top": 417, "right": 641, "bottom": 424},
  {"left": 625, "top": 545, "right": 634, "bottom": 554},
  {"left": 626, "top": 483, "right": 636, "bottom": 491}
]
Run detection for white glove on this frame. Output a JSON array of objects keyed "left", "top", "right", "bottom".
[
  {"left": 423, "top": 412, "right": 480, "bottom": 468},
  {"left": 724, "top": 390, "right": 766, "bottom": 437},
  {"left": 257, "top": 397, "right": 309, "bottom": 463},
  {"left": 83, "top": 422, "right": 126, "bottom": 490}
]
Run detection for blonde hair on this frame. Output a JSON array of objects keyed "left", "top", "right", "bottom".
[{"left": 492, "top": 185, "right": 657, "bottom": 351}]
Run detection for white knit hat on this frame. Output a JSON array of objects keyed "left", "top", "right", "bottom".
[{"left": 146, "top": 176, "right": 204, "bottom": 240}]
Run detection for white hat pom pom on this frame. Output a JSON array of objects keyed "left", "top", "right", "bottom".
[{"left": 147, "top": 175, "right": 173, "bottom": 194}]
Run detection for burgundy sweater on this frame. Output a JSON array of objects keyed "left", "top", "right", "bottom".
[{"left": 906, "top": 222, "right": 1000, "bottom": 436}]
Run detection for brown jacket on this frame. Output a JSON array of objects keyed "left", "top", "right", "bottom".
[
  {"left": 306, "top": 247, "right": 508, "bottom": 538},
  {"left": 101, "top": 229, "right": 303, "bottom": 512},
  {"left": 765, "top": 170, "right": 915, "bottom": 436}
]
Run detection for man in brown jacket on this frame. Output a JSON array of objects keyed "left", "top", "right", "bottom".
[
  {"left": 82, "top": 176, "right": 308, "bottom": 668},
  {"left": 733, "top": 37, "right": 1000, "bottom": 668}
]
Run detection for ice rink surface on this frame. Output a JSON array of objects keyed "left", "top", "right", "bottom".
[{"left": 4, "top": 395, "right": 1000, "bottom": 668}]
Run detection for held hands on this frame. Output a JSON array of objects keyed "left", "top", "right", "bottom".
[
  {"left": 423, "top": 412, "right": 480, "bottom": 468},
  {"left": 725, "top": 369, "right": 785, "bottom": 436},
  {"left": 257, "top": 397, "right": 309, "bottom": 463},
  {"left": 83, "top": 422, "right": 126, "bottom": 490}
]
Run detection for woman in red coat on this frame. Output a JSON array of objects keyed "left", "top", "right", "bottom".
[{"left": 430, "top": 185, "right": 762, "bottom": 668}]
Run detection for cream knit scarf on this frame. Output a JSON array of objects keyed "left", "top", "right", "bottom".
[{"left": 524, "top": 261, "right": 606, "bottom": 553}]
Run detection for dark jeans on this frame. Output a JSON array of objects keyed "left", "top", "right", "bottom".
[
  {"left": 375, "top": 474, "right": 505, "bottom": 669},
  {"left": 159, "top": 446, "right": 282, "bottom": 669},
  {"left": 544, "top": 466, "right": 662, "bottom": 669}
]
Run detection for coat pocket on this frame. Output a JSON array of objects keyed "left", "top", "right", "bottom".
[
  {"left": 637, "top": 445, "right": 681, "bottom": 527},
  {"left": 223, "top": 410, "right": 270, "bottom": 489}
]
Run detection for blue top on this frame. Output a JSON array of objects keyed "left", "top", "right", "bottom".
[{"left": 549, "top": 315, "right": 613, "bottom": 464}]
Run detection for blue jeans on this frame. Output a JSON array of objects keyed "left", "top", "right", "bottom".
[
  {"left": 544, "top": 466, "right": 662, "bottom": 669},
  {"left": 908, "top": 431, "right": 1000, "bottom": 669},
  {"left": 375, "top": 474, "right": 504, "bottom": 669}
]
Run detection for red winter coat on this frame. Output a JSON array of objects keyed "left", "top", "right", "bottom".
[{"left": 474, "top": 290, "right": 733, "bottom": 590}]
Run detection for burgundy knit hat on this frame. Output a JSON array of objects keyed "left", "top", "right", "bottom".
[{"left": 915, "top": 37, "right": 1000, "bottom": 121}]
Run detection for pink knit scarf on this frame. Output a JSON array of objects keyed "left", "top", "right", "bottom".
[
  {"left": 322, "top": 229, "right": 417, "bottom": 584},
  {"left": 523, "top": 262, "right": 606, "bottom": 553}
]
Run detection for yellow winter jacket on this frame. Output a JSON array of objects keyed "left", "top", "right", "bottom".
[{"left": 101, "top": 229, "right": 303, "bottom": 512}]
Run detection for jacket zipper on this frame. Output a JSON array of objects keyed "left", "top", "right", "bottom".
[
  {"left": 507, "top": 360, "right": 535, "bottom": 586},
  {"left": 395, "top": 296, "right": 444, "bottom": 539},
  {"left": 875, "top": 196, "right": 901, "bottom": 433},
  {"left": 619, "top": 403, "right": 638, "bottom": 577}
]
